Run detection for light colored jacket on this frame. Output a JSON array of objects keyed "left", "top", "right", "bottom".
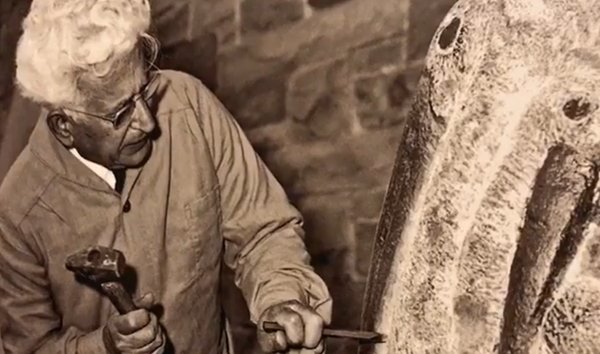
[{"left": 0, "top": 70, "right": 332, "bottom": 354}]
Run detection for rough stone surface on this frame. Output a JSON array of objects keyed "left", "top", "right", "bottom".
[
  {"left": 241, "top": 0, "right": 305, "bottom": 33},
  {"left": 361, "top": 1, "right": 600, "bottom": 353},
  {"left": 0, "top": 0, "right": 463, "bottom": 353}
]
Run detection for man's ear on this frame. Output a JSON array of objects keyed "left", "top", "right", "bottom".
[{"left": 46, "top": 110, "right": 75, "bottom": 147}]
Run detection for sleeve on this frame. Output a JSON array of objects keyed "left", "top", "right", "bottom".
[
  {"left": 0, "top": 218, "right": 107, "bottom": 354},
  {"left": 188, "top": 77, "right": 333, "bottom": 324}
]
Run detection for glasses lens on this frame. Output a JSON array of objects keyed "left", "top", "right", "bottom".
[
  {"left": 113, "top": 103, "right": 136, "bottom": 128},
  {"left": 111, "top": 74, "right": 157, "bottom": 128}
]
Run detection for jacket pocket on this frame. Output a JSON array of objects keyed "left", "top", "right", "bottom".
[{"left": 182, "top": 188, "right": 222, "bottom": 280}]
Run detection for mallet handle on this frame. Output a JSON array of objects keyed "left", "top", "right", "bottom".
[{"left": 101, "top": 281, "right": 137, "bottom": 314}]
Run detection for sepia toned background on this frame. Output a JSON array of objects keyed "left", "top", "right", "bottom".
[{"left": 0, "top": 0, "right": 456, "bottom": 352}]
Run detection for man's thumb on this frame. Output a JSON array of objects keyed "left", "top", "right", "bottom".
[{"left": 134, "top": 292, "right": 155, "bottom": 309}]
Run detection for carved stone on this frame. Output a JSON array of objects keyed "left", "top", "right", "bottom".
[{"left": 360, "top": 0, "right": 600, "bottom": 353}]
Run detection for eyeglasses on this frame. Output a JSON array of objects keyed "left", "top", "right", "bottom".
[{"left": 64, "top": 72, "right": 159, "bottom": 129}]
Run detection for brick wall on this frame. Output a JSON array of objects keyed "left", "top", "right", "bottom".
[
  {"left": 206, "top": 0, "right": 457, "bottom": 353},
  {"left": 0, "top": 0, "right": 31, "bottom": 142},
  {"left": 0, "top": 0, "right": 457, "bottom": 353}
]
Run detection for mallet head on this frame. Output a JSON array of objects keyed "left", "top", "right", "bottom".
[{"left": 65, "top": 245, "right": 126, "bottom": 283}]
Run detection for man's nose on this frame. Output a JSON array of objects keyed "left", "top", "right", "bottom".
[{"left": 130, "top": 98, "right": 156, "bottom": 134}]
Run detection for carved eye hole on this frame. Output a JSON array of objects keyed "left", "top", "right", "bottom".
[
  {"left": 439, "top": 17, "right": 461, "bottom": 50},
  {"left": 562, "top": 97, "right": 597, "bottom": 121},
  {"left": 87, "top": 249, "right": 102, "bottom": 263}
]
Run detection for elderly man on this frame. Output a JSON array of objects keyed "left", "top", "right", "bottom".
[{"left": 0, "top": 1, "right": 332, "bottom": 353}]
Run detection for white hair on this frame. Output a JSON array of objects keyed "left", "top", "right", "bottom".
[{"left": 15, "top": 0, "right": 153, "bottom": 107}]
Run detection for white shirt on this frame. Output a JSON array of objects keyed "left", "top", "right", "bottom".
[{"left": 69, "top": 149, "right": 116, "bottom": 189}]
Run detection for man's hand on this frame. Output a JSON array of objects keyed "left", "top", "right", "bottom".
[
  {"left": 257, "top": 300, "right": 327, "bottom": 353},
  {"left": 102, "top": 293, "right": 166, "bottom": 354}
]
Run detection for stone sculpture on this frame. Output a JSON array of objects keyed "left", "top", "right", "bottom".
[{"left": 361, "top": 0, "right": 600, "bottom": 353}]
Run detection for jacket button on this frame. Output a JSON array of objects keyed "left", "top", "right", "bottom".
[{"left": 123, "top": 200, "right": 131, "bottom": 213}]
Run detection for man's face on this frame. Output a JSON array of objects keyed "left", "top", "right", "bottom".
[
  {"left": 70, "top": 101, "right": 156, "bottom": 170},
  {"left": 62, "top": 63, "right": 158, "bottom": 170}
]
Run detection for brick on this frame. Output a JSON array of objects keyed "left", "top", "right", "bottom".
[
  {"left": 245, "top": 121, "right": 317, "bottom": 158},
  {"left": 198, "top": 0, "right": 238, "bottom": 48},
  {"left": 351, "top": 35, "right": 406, "bottom": 75},
  {"left": 327, "top": 340, "right": 359, "bottom": 354},
  {"left": 302, "top": 91, "right": 353, "bottom": 138},
  {"left": 217, "top": 46, "right": 295, "bottom": 93},
  {"left": 354, "top": 221, "right": 378, "bottom": 276},
  {"left": 212, "top": 15, "right": 238, "bottom": 50},
  {"left": 298, "top": 143, "right": 396, "bottom": 195},
  {"left": 354, "top": 64, "right": 421, "bottom": 130},
  {"left": 286, "top": 59, "right": 352, "bottom": 122},
  {"left": 218, "top": 0, "right": 409, "bottom": 89},
  {"left": 0, "top": 0, "right": 32, "bottom": 141},
  {"left": 355, "top": 73, "right": 409, "bottom": 129},
  {"left": 263, "top": 129, "right": 403, "bottom": 196},
  {"left": 159, "top": 32, "right": 218, "bottom": 91},
  {"left": 295, "top": 0, "right": 408, "bottom": 65},
  {"left": 0, "top": 92, "right": 40, "bottom": 182},
  {"left": 0, "top": 0, "right": 30, "bottom": 93},
  {"left": 152, "top": 0, "right": 237, "bottom": 48},
  {"left": 296, "top": 194, "right": 353, "bottom": 255},
  {"left": 219, "top": 71, "right": 290, "bottom": 129},
  {"left": 293, "top": 194, "right": 368, "bottom": 347},
  {"left": 287, "top": 63, "right": 330, "bottom": 121},
  {"left": 241, "top": 0, "right": 304, "bottom": 33},
  {"left": 308, "top": 0, "right": 351, "bottom": 9},
  {"left": 408, "top": 0, "right": 457, "bottom": 61},
  {"left": 352, "top": 190, "right": 387, "bottom": 220},
  {"left": 150, "top": 0, "right": 192, "bottom": 48},
  {"left": 312, "top": 251, "right": 366, "bottom": 348},
  {"left": 266, "top": 145, "right": 360, "bottom": 195},
  {"left": 220, "top": 268, "right": 263, "bottom": 354},
  {"left": 217, "top": 58, "right": 294, "bottom": 130},
  {"left": 311, "top": 248, "right": 366, "bottom": 312}
]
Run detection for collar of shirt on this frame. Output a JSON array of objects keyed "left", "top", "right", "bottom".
[{"left": 69, "top": 148, "right": 116, "bottom": 190}]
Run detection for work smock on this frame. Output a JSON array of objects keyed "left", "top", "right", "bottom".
[{"left": 0, "top": 70, "right": 332, "bottom": 354}]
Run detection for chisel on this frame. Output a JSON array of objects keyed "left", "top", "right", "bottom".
[{"left": 262, "top": 321, "right": 386, "bottom": 343}]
